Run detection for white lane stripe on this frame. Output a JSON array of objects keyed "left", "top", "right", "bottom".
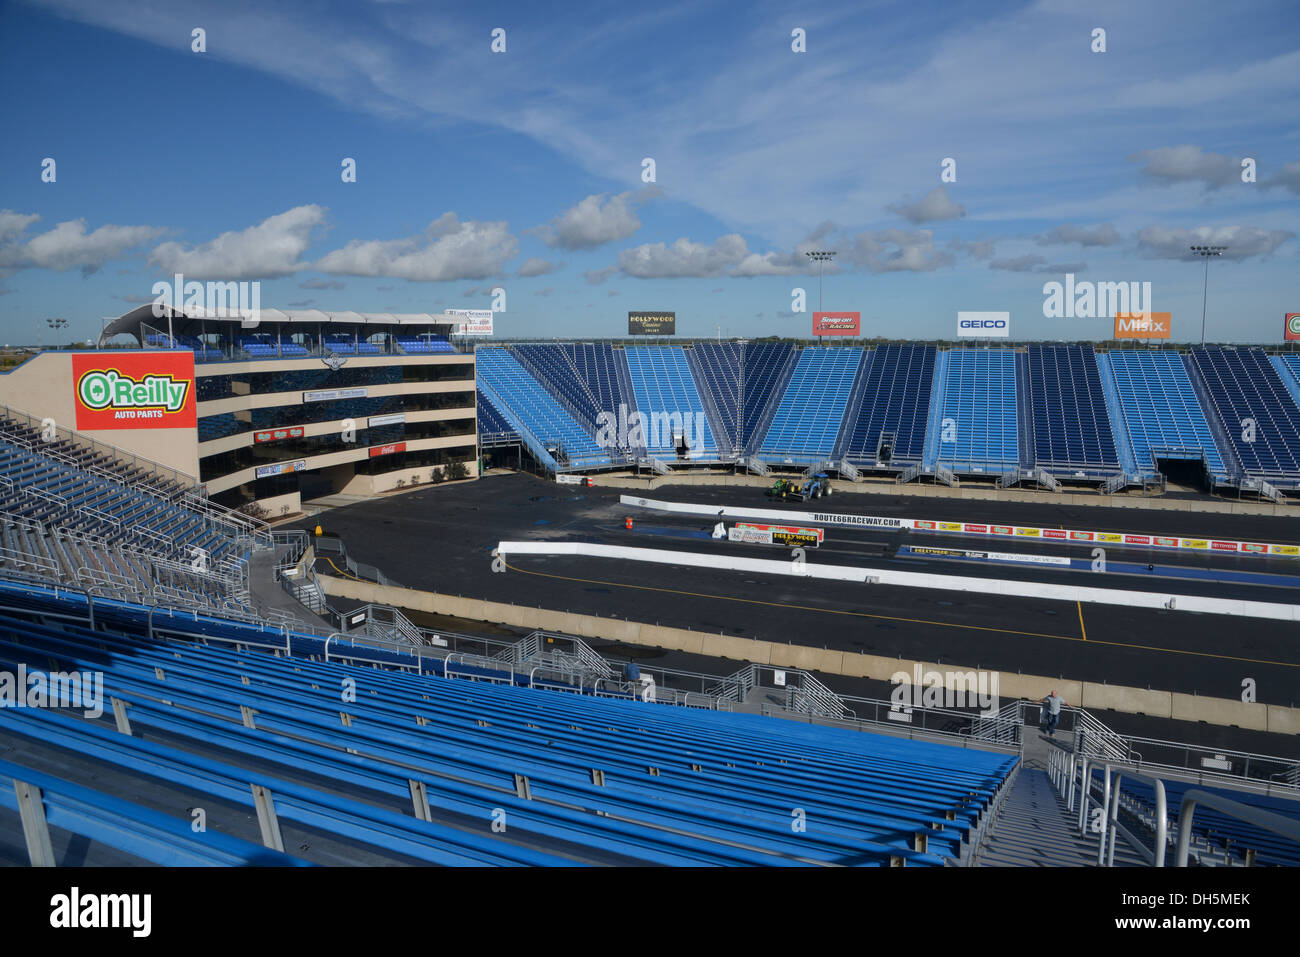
[{"left": 496, "top": 541, "right": 1300, "bottom": 622}]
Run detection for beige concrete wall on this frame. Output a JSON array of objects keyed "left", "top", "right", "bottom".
[
  {"left": 316, "top": 574, "right": 1300, "bottom": 734},
  {"left": 196, "top": 378, "right": 475, "bottom": 418},
  {"left": 0, "top": 351, "right": 200, "bottom": 479},
  {"left": 596, "top": 471, "right": 1293, "bottom": 518},
  {"left": 197, "top": 404, "right": 476, "bottom": 457}
]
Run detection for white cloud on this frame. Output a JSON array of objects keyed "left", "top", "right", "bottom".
[
  {"left": 584, "top": 265, "right": 618, "bottom": 285},
  {"left": 841, "top": 229, "right": 952, "bottom": 273},
  {"left": 299, "top": 277, "right": 346, "bottom": 290},
  {"left": 888, "top": 186, "right": 965, "bottom": 224},
  {"left": 618, "top": 234, "right": 748, "bottom": 279},
  {"left": 150, "top": 205, "right": 325, "bottom": 279},
  {"left": 1136, "top": 225, "right": 1294, "bottom": 260},
  {"left": 1037, "top": 224, "right": 1121, "bottom": 247},
  {"left": 316, "top": 212, "right": 518, "bottom": 281},
  {"left": 1266, "top": 160, "right": 1300, "bottom": 196},
  {"left": 540, "top": 191, "right": 647, "bottom": 249},
  {"left": 517, "top": 257, "right": 561, "bottom": 277},
  {"left": 1130, "top": 146, "right": 1243, "bottom": 191},
  {"left": 0, "top": 215, "right": 165, "bottom": 277}
]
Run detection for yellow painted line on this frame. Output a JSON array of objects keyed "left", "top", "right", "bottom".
[
  {"left": 324, "top": 557, "right": 366, "bottom": 582},
  {"left": 1077, "top": 601, "right": 1087, "bottom": 641},
  {"left": 502, "top": 559, "right": 1300, "bottom": 670}
]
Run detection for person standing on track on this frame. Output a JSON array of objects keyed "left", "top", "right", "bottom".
[{"left": 1041, "top": 689, "right": 1066, "bottom": 737}]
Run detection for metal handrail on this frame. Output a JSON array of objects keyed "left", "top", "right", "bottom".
[{"left": 1174, "top": 789, "right": 1300, "bottom": 867}]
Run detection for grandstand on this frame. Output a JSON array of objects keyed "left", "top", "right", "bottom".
[{"left": 930, "top": 348, "right": 1019, "bottom": 474}]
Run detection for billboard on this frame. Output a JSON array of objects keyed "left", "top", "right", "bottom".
[
  {"left": 368, "top": 441, "right": 407, "bottom": 458},
  {"left": 956, "top": 312, "right": 1010, "bottom": 338},
  {"left": 254, "top": 460, "right": 305, "bottom": 479},
  {"left": 628, "top": 312, "right": 675, "bottom": 335},
  {"left": 368, "top": 413, "right": 406, "bottom": 428},
  {"left": 448, "top": 309, "right": 493, "bottom": 336},
  {"left": 304, "top": 388, "right": 367, "bottom": 403},
  {"left": 72, "top": 351, "right": 197, "bottom": 431},
  {"left": 812, "top": 312, "right": 860, "bottom": 336},
  {"left": 1286, "top": 314, "right": 1300, "bottom": 341},
  {"left": 1114, "top": 312, "right": 1171, "bottom": 339},
  {"left": 253, "top": 426, "right": 305, "bottom": 444}
]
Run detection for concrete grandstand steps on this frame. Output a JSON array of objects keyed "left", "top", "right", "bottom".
[{"left": 976, "top": 763, "right": 1145, "bottom": 867}]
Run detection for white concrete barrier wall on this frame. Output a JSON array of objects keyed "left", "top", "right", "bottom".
[{"left": 496, "top": 540, "right": 1300, "bottom": 622}]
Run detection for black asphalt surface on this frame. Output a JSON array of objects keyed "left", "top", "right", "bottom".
[{"left": 293, "top": 473, "right": 1300, "bottom": 714}]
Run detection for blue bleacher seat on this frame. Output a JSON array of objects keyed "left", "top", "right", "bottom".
[
  {"left": 1190, "top": 348, "right": 1300, "bottom": 481},
  {"left": 934, "top": 349, "right": 1019, "bottom": 473},
  {"left": 1027, "top": 345, "right": 1120, "bottom": 471},
  {"left": 759, "top": 348, "right": 863, "bottom": 464},
  {"left": 841, "top": 345, "right": 937, "bottom": 467}
]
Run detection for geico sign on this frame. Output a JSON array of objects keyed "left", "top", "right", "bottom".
[
  {"left": 960, "top": 320, "right": 1006, "bottom": 329},
  {"left": 956, "top": 312, "right": 1010, "bottom": 338}
]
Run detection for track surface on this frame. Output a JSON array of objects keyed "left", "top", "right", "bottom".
[{"left": 294, "top": 473, "right": 1300, "bottom": 712}]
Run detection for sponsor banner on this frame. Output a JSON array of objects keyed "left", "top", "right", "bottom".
[
  {"left": 908, "top": 546, "right": 968, "bottom": 558},
  {"left": 1270, "top": 544, "right": 1299, "bottom": 556},
  {"left": 915, "top": 520, "right": 936, "bottom": 530},
  {"left": 991, "top": 525, "right": 1014, "bottom": 535},
  {"left": 556, "top": 474, "right": 584, "bottom": 485},
  {"left": 812, "top": 513, "right": 905, "bottom": 529},
  {"left": 938, "top": 521, "right": 961, "bottom": 531},
  {"left": 1097, "top": 533, "right": 1122, "bottom": 543},
  {"left": 1124, "top": 534, "right": 1150, "bottom": 545},
  {"left": 368, "top": 413, "right": 406, "bottom": 428},
  {"left": 368, "top": 442, "right": 406, "bottom": 458},
  {"left": 1043, "top": 529, "right": 1067, "bottom": 539},
  {"left": 984, "top": 550, "right": 1072, "bottom": 567},
  {"left": 1069, "top": 531, "right": 1094, "bottom": 541},
  {"left": 1285, "top": 314, "right": 1300, "bottom": 341},
  {"left": 812, "top": 312, "right": 861, "bottom": 336},
  {"left": 729, "top": 526, "right": 772, "bottom": 545},
  {"left": 253, "top": 426, "right": 305, "bottom": 444},
  {"left": 1181, "top": 539, "right": 1209, "bottom": 549},
  {"left": 956, "top": 312, "right": 1010, "bottom": 338},
  {"left": 1154, "top": 536, "right": 1179, "bottom": 548},
  {"left": 735, "top": 522, "right": 824, "bottom": 546},
  {"left": 304, "top": 388, "right": 366, "bottom": 403},
  {"left": 447, "top": 309, "right": 493, "bottom": 336},
  {"left": 1016, "top": 527, "right": 1040, "bottom": 537},
  {"left": 255, "top": 460, "right": 305, "bottom": 479},
  {"left": 1114, "top": 312, "right": 1172, "bottom": 339},
  {"left": 628, "top": 311, "right": 676, "bottom": 336},
  {"left": 1211, "top": 541, "right": 1238, "bottom": 552},
  {"left": 72, "top": 352, "right": 197, "bottom": 430},
  {"left": 1241, "top": 543, "right": 1267, "bottom": 554},
  {"left": 963, "top": 523, "right": 987, "bottom": 533}
]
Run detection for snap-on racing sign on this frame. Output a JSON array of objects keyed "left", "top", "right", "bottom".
[
  {"left": 72, "top": 352, "right": 197, "bottom": 430},
  {"left": 812, "top": 312, "right": 861, "bottom": 336}
]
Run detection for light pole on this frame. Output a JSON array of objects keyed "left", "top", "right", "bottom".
[
  {"left": 45, "top": 317, "right": 68, "bottom": 350},
  {"left": 1190, "top": 245, "right": 1226, "bottom": 347},
  {"left": 805, "top": 250, "right": 837, "bottom": 343}
]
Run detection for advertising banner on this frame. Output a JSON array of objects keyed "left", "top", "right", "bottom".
[
  {"left": 628, "top": 312, "right": 676, "bottom": 335},
  {"left": 812, "top": 312, "right": 861, "bottom": 336},
  {"left": 253, "top": 426, "right": 305, "bottom": 444},
  {"left": 956, "top": 312, "right": 1010, "bottom": 338},
  {"left": 72, "top": 351, "right": 197, "bottom": 430},
  {"left": 255, "top": 460, "right": 305, "bottom": 479},
  {"left": 368, "top": 413, "right": 406, "bottom": 428},
  {"left": 448, "top": 309, "right": 493, "bottom": 337},
  {"left": 304, "top": 388, "right": 366, "bottom": 403},
  {"left": 1286, "top": 314, "right": 1300, "bottom": 341},
  {"left": 1114, "top": 312, "right": 1172, "bottom": 339},
  {"left": 733, "top": 522, "right": 824, "bottom": 547},
  {"left": 368, "top": 442, "right": 407, "bottom": 458}
]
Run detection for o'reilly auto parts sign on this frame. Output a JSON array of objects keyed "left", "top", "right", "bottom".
[
  {"left": 72, "top": 352, "right": 197, "bottom": 430},
  {"left": 957, "top": 312, "right": 1010, "bottom": 338},
  {"left": 628, "top": 311, "right": 675, "bottom": 335}
]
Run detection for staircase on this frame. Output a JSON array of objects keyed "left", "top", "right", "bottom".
[{"left": 975, "top": 734, "right": 1145, "bottom": 867}]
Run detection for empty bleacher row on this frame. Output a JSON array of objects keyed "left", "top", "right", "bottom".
[
  {"left": 478, "top": 342, "right": 1300, "bottom": 488},
  {"left": 0, "top": 581, "right": 1017, "bottom": 866},
  {"left": 145, "top": 331, "right": 455, "bottom": 360}
]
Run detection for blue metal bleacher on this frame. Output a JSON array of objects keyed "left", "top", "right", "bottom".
[
  {"left": 931, "top": 349, "right": 1019, "bottom": 474},
  {"left": 1190, "top": 348, "right": 1300, "bottom": 483},
  {"left": 840, "top": 345, "right": 937, "bottom": 468},
  {"left": 623, "top": 347, "right": 719, "bottom": 458},
  {"left": 759, "top": 348, "right": 864, "bottom": 465},
  {"left": 1027, "top": 345, "right": 1121, "bottom": 472}
]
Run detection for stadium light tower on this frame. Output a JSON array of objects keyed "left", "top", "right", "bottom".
[
  {"left": 1190, "top": 245, "right": 1227, "bottom": 347},
  {"left": 45, "top": 317, "right": 68, "bottom": 350},
  {"left": 805, "top": 250, "right": 837, "bottom": 314}
]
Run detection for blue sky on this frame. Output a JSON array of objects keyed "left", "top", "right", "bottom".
[{"left": 1, "top": 0, "right": 1297, "bottom": 346}]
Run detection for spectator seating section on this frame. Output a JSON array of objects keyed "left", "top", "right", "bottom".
[
  {"left": 512, "top": 345, "right": 603, "bottom": 433},
  {"left": 0, "top": 581, "right": 1017, "bottom": 866},
  {"left": 739, "top": 342, "right": 797, "bottom": 450},
  {"left": 932, "top": 349, "right": 1019, "bottom": 473},
  {"left": 690, "top": 343, "right": 743, "bottom": 453},
  {"left": 1189, "top": 348, "right": 1300, "bottom": 481},
  {"left": 476, "top": 348, "right": 611, "bottom": 467},
  {"left": 1026, "top": 345, "right": 1120, "bottom": 471},
  {"left": 397, "top": 336, "right": 455, "bottom": 354},
  {"left": 759, "top": 348, "right": 864, "bottom": 464},
  {"left": 477, "top": 389, "right": 519, "bottom": 442},
  {"left": 623, "top": 347, "right": 719, "bottom": 457},
  {"left": 840, "top": 345, "right": 937, "bottom": 467},
  {"left": 563, "top": 344, "right": 636, "bottom": 423},
  {"left": 1105, "top": 352, "right": 1229, "bottom": 480}
]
